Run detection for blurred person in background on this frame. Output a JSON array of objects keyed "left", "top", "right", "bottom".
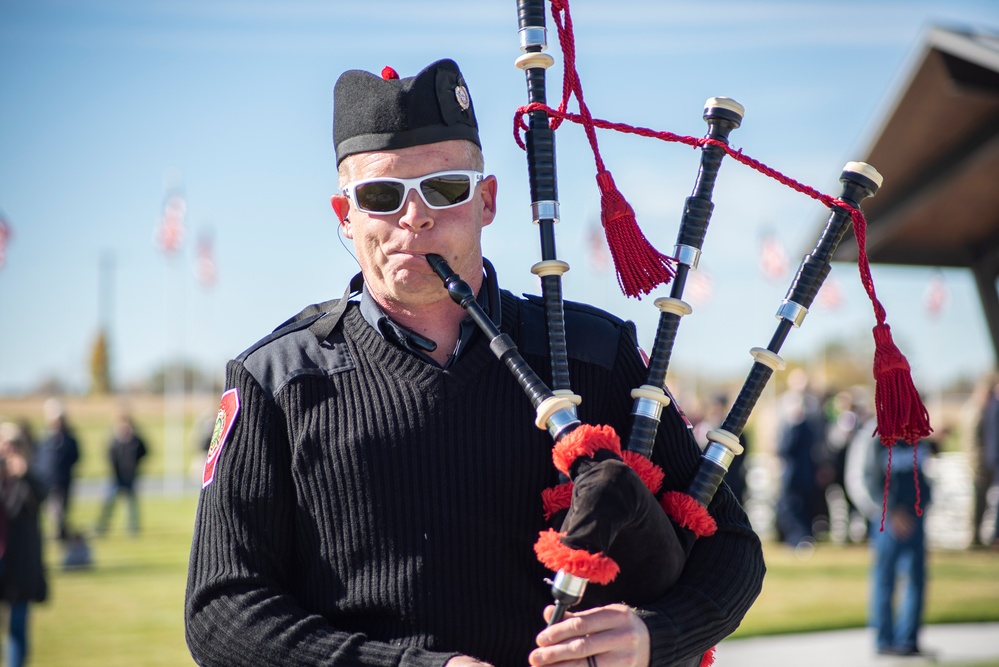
[
  {"left": 775, "top": 369, "right": 825, "bottom": 552},
  {"left": 846, "top": 419, "right": 936, "bottom": 658},
  {"left": 980, "top": 375, "right": 999, "bottom": 548},
  {"left": 33, "top": 398, "right": 80, "bottom": 541},
  {"left": 0, "top": 422, "right": 48, "bottom": 667},
  {"left": 95, "top": 411, "right": 148, "bottom": 536},
  {"left": 822, "top": 388, "right": 869, "bottom": 543}
]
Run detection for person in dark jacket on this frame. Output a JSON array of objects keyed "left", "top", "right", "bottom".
[
  {"left": 95, "top": 412, "right": 148, "bottom": 536},
  {"left": 846, "top": 422, "right": 935, "bottom": 657},
  {"left": 0, "top": 422, "right": 48, "bottom": 667},
  {"left": 980, "top": 379, "right": 999, "bottom": 546},
  {"left": 185, "top": 58, "right": 765, "bottom": 667},
  {"left": 33, "top": 399, "right": 80, "bottom": 541},
  {"left": 775, "top": 370, "right": 825, "bottom": 550}
]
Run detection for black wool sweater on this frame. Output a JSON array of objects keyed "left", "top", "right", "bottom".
[{"left": 185, "top": 290, "right": 764, "bottom": 667}]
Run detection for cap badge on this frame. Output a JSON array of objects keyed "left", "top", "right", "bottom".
[{"left": 455, "top": 84, "right": 471, "bottom": 111}]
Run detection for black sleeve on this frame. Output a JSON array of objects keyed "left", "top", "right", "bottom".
[
  {"left": 184, "top": 361, "right": 455, "bottom": 667},
  {"left": 609, "top": 324, "right": 766, "bottom": 667}
]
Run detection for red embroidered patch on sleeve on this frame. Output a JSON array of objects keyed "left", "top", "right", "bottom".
[{"left": 202, "top": 388, "right": 240, "bottom": 488}]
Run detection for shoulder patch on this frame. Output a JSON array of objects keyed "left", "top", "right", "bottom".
[{"left": 202, "top": 388, "right": 240, "bottom": 488}]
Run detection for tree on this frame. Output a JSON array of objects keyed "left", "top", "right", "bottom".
[{"left": 90, "top": 329, "right": 112, "bottom": 395}]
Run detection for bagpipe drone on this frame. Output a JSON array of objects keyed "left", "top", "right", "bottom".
[{"left": 427, "top": 0, "right": 934, "bottom": 653}]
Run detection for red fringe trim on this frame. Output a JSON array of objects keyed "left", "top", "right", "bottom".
[
  {"left": 534, "top": 529, "right": 620, "bottom": 584},
  {"left": 661, "top": 491, "right": 717, "bottom": 538},
  {"left": 552, "top": 424, "right": 622, "bottom": 477},
  {"left": 872, "top": 323, "right": 932, "bottom": 446},
  {"left": 700, "top": 646, "right": 717, "bottom": 667},
  {"left": 622, "top": 450, "right": 664, "bottom": 495},
  {"left": 541, "top": 482, "right": 574, "bottom": 521}
]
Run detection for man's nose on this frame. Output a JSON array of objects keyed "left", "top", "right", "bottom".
[{"left": 397, "top": 188, "right": 434, "bottom": 232}]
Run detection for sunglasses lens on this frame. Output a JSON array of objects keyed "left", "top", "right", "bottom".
[
  {"left": 354, "top": 181, "right": 405, "bottom": 213},
  {"left": 350, "top": 172, "right": 478, "bottom": 213},
  {"left": 421, "top": 174, "right": 473, "bottom": 207}
]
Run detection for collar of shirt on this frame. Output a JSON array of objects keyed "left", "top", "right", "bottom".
[{"left": 358, "top": 271, "right": 494, "bottom": 369}]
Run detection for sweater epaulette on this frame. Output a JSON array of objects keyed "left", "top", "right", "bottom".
[
  {"left": 515, "top": 292, "right": 632, "bottom": 372},
  {"left": 235, "top": 310, "right": 355, "bottom": 399}
]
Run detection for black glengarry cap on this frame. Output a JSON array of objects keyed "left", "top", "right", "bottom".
[{"left": 333, "top": 58, "right": 480, "bottom": 166}]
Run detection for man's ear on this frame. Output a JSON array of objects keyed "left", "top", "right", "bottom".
[
  {"left": 331, "top": 195, "right": 352, "bottom": 235},
  {"left": 479, "top": 175, "right": 497, "bottom": 228}
]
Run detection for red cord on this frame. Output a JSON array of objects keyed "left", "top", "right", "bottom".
[
  {"left": 527, "top": 0, "right": 930, "bottom": 532},
  {"left": 512, "top": 99, "right": 931, "bottom": 444}
]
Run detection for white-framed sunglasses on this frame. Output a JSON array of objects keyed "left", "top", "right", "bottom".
[{"left": 342, "top": 170, "right": 484, "bottom": 215}]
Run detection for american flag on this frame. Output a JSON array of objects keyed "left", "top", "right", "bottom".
[
  {"left": 816, "top": 276, "right": 844, "bottom": 312},
  {"left": 195, "top": 232, "right": 217, "bottom": 288},
  {"left": 758, "top": 231, "right": 789, "bottom": 282},
  {"left": 686, "top": 268, "right": 713, "bottom": 307},
  {"left": 0, "top": 215, "right": 10, "bottom": 270},
  {"left": 588, "top": 224, "right": 611, "bottom": 272},
  {"left": 924, "top": 271, "right": 949, "bottom": 319},
  {"left": 156, "top": 191, "right": 186, "bottom": 255}
]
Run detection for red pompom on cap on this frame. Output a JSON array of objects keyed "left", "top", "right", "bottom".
[{"left": 381, "top": 66, "right": 399, "bottom": 80}]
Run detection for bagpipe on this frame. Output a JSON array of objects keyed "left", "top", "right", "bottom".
[{"left": 428, "top": 0, "right": 933, "bottom": 643}]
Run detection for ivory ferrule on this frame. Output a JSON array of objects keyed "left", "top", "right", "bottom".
[
  {"left": 519, "top": 26, "right": 548, "bottom": 51},
  {"left": 532, "top": 200, "right": 560, "bottom": 224},
  {"left": 532, "top": 260, "right": 570, "bottom": 278},
  {"left": 673, "top": 244, "right": 701, "bottom": 270},
  {"left": 775, "top": 300, "right": 808, "bottom": 327},
  {"left": 750, "top": 347, "right": 786, "bottom": 371},
  {"left": 705, "top": 428, "right": 744, "bottom": 456},
  {"left": 552, "top": 389, "right": 581, "bottom": 422},
  {"left": 631, "top": 384, "right": 671, "bottom": 407},
  {"left": 553, "top": 388, "right": 582, "bottom": 406},
  {"left": 515, "top": 52, "right": 555, "bottom": 71},
  {"left": 653, "top": 297, "right": 692, "bottom": 317}
]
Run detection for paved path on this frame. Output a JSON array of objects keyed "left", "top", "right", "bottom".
[{"left": 715, "top": 623, "right": 999, "bottom": 666}]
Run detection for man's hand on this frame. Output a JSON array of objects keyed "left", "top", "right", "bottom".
[{"left": 529, "top": 604, "right": 650, "bottom": 666}]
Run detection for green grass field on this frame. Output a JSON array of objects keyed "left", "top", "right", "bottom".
[
  {"left": 5, "top": 396, "right": 999, "bottom": 665},
  {"left": 24, "top": 494, "right": 999, "bottom": 667}
]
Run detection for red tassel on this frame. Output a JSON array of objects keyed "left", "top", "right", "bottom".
[
  {"left": 621, "top": 451, "right": 664, "bottom": 495},
  {"left": 872, "top": 323, "right": 932, "bottom": 445},
  {"left": 597, "top": 170, "right": 675, "bottom": 298},
  {"left": 534, "top": 529, "right": 620, "bottom": 584},
  {"left": 552, "top": 424, "right": 622, "bottom": 477},
  {"left": 661, "top": 491, "right": 717, "bottom": 538},
  {"left": 699, "top": 646, "right": 717, "bottom": 667},
  {"left": 380, "top": 66, "right": 399, "bottom": 80},
  {"left": 870, "top": 323, "right": 931, "bottom": 521},
  {"left": 541, "top": 482, "right": 574, "bottom": 521}
]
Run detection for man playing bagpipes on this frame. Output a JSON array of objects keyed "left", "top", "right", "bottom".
[{"left": 184, "top": 58, "right": 765, "bottom": 667}]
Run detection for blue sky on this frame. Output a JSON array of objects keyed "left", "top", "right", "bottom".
[{"left": 1, "top": 0, "right": 997, "bottom": 396}]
